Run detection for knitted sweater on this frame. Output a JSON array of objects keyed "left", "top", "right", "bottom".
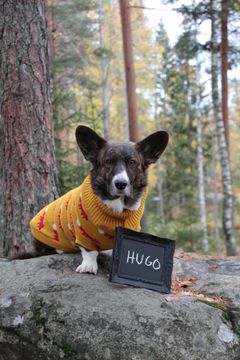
[{"left": 30, "top": 176, "right": 147, "bottom": 252}]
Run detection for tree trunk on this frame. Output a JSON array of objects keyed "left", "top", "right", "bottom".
[
  {"left": 196, "top": 115, "right": 209, "bottom": 254},
  {"left": 119, "top": 0, "right": 139, "bottom": 142},
  {"left": 153, "top": 62, "right": 164, "bottom": 221},
  {"left": 156, "top": 160, "right": 164, "bottom": 221},
  {"left": 0, "top": 114, "right": 4, "bottom": 254},
  {"left": 211, "top": 142, "right": 221, "bottom": 255},
  {"left": 46, "top": 0, "right": 56, "bottom": 59},
  {"left": 210, "top": 0, "right": 237, "bottom": 255},
  {"left": 194, "top": 21, "right": 209, "bottom": 254},
  {"left": 0, "top": 0, "right": 59, "bottom": 258},
  {"left": 99, "top": 0, "right": 110, "bottom": 140},
  {"left": 221, "top": 0, "right": 229, "bottom": 149}
]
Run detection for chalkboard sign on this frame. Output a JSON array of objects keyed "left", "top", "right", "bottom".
[{"left": 109, "top": 227, "right": 175, "bottom": 293}]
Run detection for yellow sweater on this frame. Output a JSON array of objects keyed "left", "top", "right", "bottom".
[{"left": 30, "top": 176, "right": 147, "bottom": 252}]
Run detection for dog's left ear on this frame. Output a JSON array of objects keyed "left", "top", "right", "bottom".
[
  {"left": 76, "top": 125, "right": 107, "bottom": 163},
  {"left": 136, "top": 131, "right": 169, "bottom": 167}
]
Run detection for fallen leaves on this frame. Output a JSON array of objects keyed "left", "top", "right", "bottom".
[
  {"left": 173, "top": 277, "right": 197, "bottom": 288},
  {"left": 174, "top": 251, "right": 193, "bottom": 260},
  {"left": 208, "top": 263, "right": 219, "bottom": 270},
  {"left": 174, "top": 250, "right": 240, "bottom": 261},
  {"left": 165, "top": 276, "right": 226, "bottom": 305}
]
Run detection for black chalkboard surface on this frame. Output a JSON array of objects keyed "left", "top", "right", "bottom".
[{"left": 109, "top": 227, "right": 175, "bottom": 293}]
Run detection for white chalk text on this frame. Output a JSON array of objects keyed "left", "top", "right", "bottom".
[{"left": 126, "top": 250, "right": 161, "bottom": 270}]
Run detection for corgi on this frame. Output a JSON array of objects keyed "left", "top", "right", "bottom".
[{"left": 30, "top": 126, "right": 169, "bottom": 274}]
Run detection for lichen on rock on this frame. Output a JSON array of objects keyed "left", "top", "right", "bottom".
[{"left": 0, "top": 252, "right": 240, "bottom": 360}]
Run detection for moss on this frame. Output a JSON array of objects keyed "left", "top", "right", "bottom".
[
  {"left": 226, "top": 307, "right": 240, "bottom": 336},
  {"left": 58, "top": 341, "right": 87, "bottom": 360},
  {"left": 31, "top": 298, "right": 45, "bottom": 317},
  {"left": 30, "top": 298, "right": 49, "bottom": 339},
  {"left": 197, "top": 299, "right": 228, "bottom": 313},
  {"left": 58, "top": 341, "right": 77, "bottom": 357},
  {"left": 196, "top": 299, "right": 240, "bottom": 337},
  {"left": 195, "top": 299, "right": 230, "bottom": 318}
]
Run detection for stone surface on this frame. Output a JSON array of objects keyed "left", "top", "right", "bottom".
[{"left": 0, "top": 252, "right": 240, "bottom": 360}]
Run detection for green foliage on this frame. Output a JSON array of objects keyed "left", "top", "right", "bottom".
[
  {"left": 55, "top": 145, "right": 90, "bottom": 196},
  {"left": 155, "top": 22, "right": 200, "bottom": 231},
  {"left": 143, "top": 194, "right": 202, "bottom": 253},
  {"left": 49, "top": 0, "right": 104, "bottom": 193},
  {"left": 47, "top": 0, "right": 240, "bottom": 255}
]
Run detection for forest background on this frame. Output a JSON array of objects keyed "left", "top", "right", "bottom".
[{"left": 0, "top": 0, "right": 240, "bottom": 257}]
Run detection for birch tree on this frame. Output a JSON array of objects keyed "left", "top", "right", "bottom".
[
  {"left": 210, "top": 142, "right": 221, "bottom": 254},
  {"left": 220, "top": 0, "right": 229, "bottom": 148},
  {"left": 194, "top": 20, "right": 209, "bottom": 254},
  {"left": 210, "top": 0, "right": 237, "bottom": 255},
  {"left": 153, "top": 22, "right": 170, "bottom": 221}
]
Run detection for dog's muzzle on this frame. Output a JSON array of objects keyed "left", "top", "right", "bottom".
[{"left": 111, "top": 171, "right": 130, "bottom": 196}]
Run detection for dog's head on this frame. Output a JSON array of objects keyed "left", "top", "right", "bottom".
[{"left": 76, "top": 126, "right": 168, "bottom": 211}]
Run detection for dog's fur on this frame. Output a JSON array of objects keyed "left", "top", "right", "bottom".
[{"left": 74, "top": 126, "right": 168, "bottom": 274}]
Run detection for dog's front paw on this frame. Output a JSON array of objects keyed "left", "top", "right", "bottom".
[
  {"left": 75, "top": 261, "right": 98, "bottom": 275},
  {"left": 75, "top": 248, "right": 98, "bottom": 275}
]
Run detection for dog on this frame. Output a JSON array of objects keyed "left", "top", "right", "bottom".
[{"left": 30, "top": 125, "right": 169, "bottom": 274}]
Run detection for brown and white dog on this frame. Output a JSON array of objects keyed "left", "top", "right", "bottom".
[
  {"left": 74, "top": 126, "right": 168, "bottom": 273},
  {"left": 31, "top": 125, "right": 168, "bottom": 274}
]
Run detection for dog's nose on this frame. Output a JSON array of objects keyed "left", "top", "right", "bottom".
[{"left": 115, "top": 180, "right": 128, "bottom": 190}]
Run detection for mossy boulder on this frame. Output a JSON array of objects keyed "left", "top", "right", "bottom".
[{"left": 0, "top": 252, "right": 240, "bottom": 360}]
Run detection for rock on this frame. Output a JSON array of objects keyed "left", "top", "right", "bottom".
[{"left": 0, "top": 252, "right": 240, "bottom": 360}]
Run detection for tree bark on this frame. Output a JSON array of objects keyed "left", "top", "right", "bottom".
[
  {"left": 210, "top": 0, "right": 237, "bottom": 255},
  {"left": 211, "top": 142, "right": 221, "bottom": 255},
  {"left": 0, "top": 0, "right": 59, "bottom": 258},
  {"left": 99, "top": 0, "right": 110, "bottom": 140},
  {"left": 221, "top": 0, "right": 229, "bottom": 149},
  {"left": 194, "top": 21, "right": 209, "bottom": 254},
  {"left": 0, "top": 113, "right": 4, "bottom": 253},
  {"left": 196, "top": 113, "right": 209, "bottom": 254},
  {"left": 196, "top": 115, "right": 209, "bottom": 254},
  {"left": 156, "top": 160, "right": 164, "bottom": 220},
  {"left": 153, "top": 62, "right": 164, "bottom": 221},
  {"left": 46, "top": 0, "right": 56, "bottom": 58},
  {"left": 119, "top": 0, "right": 139, "bottom": 142}
]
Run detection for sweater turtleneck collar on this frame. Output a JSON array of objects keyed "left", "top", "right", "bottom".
[{"left": 81, "top": 175, "right": 147, "bottom": 226}]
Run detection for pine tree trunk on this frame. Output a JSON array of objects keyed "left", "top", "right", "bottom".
[
  {"left": 153, "top": 64, "right": 164, "bottom": 221},
  {"left": 196, "top": 118, "right": 209, "bottom": 254},
  {"left": 0, "top": 114, "right": 4, "bottom": 254},
  {"left": 46, "top": 0, "right": 56, "bottom": 58},
  {"left": 0, "top": 0, "right": 59, "bottom": 258},
  {"left": 119, "top": 0, "right": 139, "bottom": 142},
  {"left": 194, "top": 23, "right": 209, "bottom": 254},
  {"left": 210, "top": 0, "right": 237, "bottom": 255},
  {"left": 211, "top": 142, "right": 221, "bottom": 255},
  {"left": 99, "top": 0, "right": 110, "bottom": 140},
  {"left": 156, "top": 160, "right": 164, "bottom": 221}
]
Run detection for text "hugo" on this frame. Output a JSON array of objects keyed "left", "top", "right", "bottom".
[{"left": 126, "top": 250, "right": 161, "bottom": 271}]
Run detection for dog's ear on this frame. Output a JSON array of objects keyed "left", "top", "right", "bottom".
[
  {"left": 136, "top": 131, "right": 169, "bottom": 167},
  {"left": 76, "top": 125, "right": 107, "bottom": 163}
]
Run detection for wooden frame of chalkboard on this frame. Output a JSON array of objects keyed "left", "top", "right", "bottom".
[{"left": 109, "top": 227, "right": 175, "bottom": 293}]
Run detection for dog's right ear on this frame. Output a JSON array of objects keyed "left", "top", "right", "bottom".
[{"left": 76, "top": 125, "right": 107, "bottom": 163}]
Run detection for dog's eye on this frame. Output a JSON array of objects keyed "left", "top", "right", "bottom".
[
  {"left": 105, "top": 158, "right": 112, "bottom": 165},
  {"left": 128, "top": 159, "right": 137, "bottom": 166}
]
